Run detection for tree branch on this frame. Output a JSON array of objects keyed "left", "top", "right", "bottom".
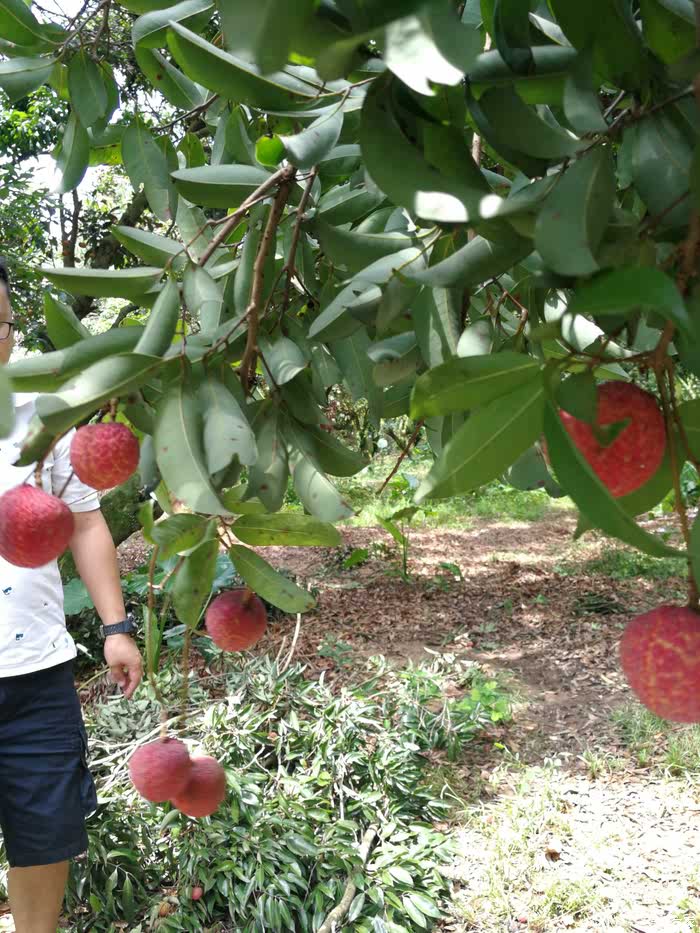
[
  {"left": 378, "top": 420, "right": 424, "bottom": 495},
  {"left": 280, "top": 167, "right": 317, "bottom": 314},
  {"left": 198, "top": 166, "right": 290, "bottom": 268},
  {"left": 239, "top": 165, "right": 297, "bottom": 390},
  {"left": 317, "top": 827, "right": 378, "bottom": 933}
]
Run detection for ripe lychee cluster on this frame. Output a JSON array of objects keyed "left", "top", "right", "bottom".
[
  {"left": 129, "top": 738, "right": 226, "bottom": 818},
  {"left": 0, "top": 421, "right": 140, "bottom": 569},
  {"left": 559, "top": 381, "right": 666, "bottom": 498}
]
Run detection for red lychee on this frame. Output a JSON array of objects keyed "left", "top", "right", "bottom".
[
  {"left": 0, "top": 484, "right": 75, "bottom": 568},
  {"left": 70, "top": 422, "right": 140, "bottom": 490},
  {"left": 619, "top": 605, "right": 700, "bottom": 723},
  {"left": 205, "top": 588, "right": 267, "bottom": 652},
  {"left": 191, "top": 886, "right": 203, "bottom": 901},
  {"left": 129, "top": 738, "right": 192, "bottom": 803},
  {"left": 559, "top": 382, "right": 665, "bottom": 497},
  {"left": 170, "top": 755, "right": 226, "bottom": 818}
]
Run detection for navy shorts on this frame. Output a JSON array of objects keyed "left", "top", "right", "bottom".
[{"left": 0, "top": 659, "right": 97, "bottom": 868}]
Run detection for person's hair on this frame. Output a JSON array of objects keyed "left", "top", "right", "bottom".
[{"left": 0, "top": 258, "right": 9, "bottom": 296}]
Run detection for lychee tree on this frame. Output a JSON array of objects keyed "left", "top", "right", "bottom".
[{"left": 1, "top": 0, "right": 700, "bottom": 777}]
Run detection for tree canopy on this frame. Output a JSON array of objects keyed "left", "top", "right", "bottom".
[{"left": 1, "top": 0, "right": 700, "bottom": 656}]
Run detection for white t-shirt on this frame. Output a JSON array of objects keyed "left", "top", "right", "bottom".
[{"left": 0, "top": 394, "right": 100, "bottom": 677}]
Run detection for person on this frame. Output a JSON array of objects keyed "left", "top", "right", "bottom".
[{"left": 0, "top": 260, "right": 144, "bottom": 933}]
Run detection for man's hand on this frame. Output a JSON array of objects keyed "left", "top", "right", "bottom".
[{"left": 104, "top": 634, "right": 143, "bottom": 700}]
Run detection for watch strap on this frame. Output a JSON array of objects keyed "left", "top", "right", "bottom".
[{"left": 102, "top": 616, "right": 137, "bottom": 637}]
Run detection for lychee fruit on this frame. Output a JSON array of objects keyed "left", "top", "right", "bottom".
[
  {"left": 559, "top": 382, "right": 665, "bottom": 497},
  {"left": 191, "top": 886, "right": 204, "bottom": 901},
  {"left": 0, "top": 484, "right": 74, "bottom": 568},
  {"left": 129, "top": 738, "right": 192, "bottom": 803},
  {"left": 70, "top": 422, "right": 140, "bottom": 490},
  {"left": 171, "top": 755, "right": 226, "bottom": 818},
  {"left": 205, "top": 588, "right": 267, "bottom": 652},
  {"left": 619, "top": 605, "right": 700, "bottom": 723}
]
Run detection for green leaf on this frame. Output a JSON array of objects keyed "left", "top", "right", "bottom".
[
  {"left": 543, "top": 401, "right": 680, "bottom": 557},
  {"left": 172, "top": 164, "right": 272, "bottom": 208},
  {"left": 56, "top": 113, "right": 89, "bottom": 194},
  {"left": 626, "top": 112, "right": 691, "bottom": 234},
  {"left": 173, "top": 537, "right": 219, "bottom": 628},
  {"left": 410, "top": 287, "right": 460, "bottom": 368},
  {"left": 220, "top": 485, "right": 266, "bottom": 514},
  {"left": 112, "top": 226, "right": 186, "bottom": 270},
  {"left": 330, "top": 329, "right": 382, "bottom": 419},
  {"left": 287, "top": 444, "right": 354, "bottom": 523},
  {"left": 402, "top": 895, "right": 427, "bottom": 928},
  {"left": 568, "top": 267, "right": 693, "bottom": 338},
  {"left": 316, "top": 182, "right": 385, "bottom": 226},
  {"left": 132, "top": 0, "right": 213, "bottom": 48},
  {"left": 407, "top": 235, "right": 531, "bottom": 289},
  {"left": 313, "top": 219, "right": 415, "bottom": 275},
  {"left": 183, "top": 264, "right": 223, "bottom": 332},
  {"left": 43, "top": 293, "right": 90, "bottom": 349},
  {"left": 0, "top": 55, "right": 54, "bottom": 102},
  {"left": 151, "top": 513, "right": 209, "bottom": 559},
  {"left": 474, "top": 87, "right": 582, "bottom": 160},
  {"left": 0, "top": 365, "right": 14, "bottom": 438},
  {"left": 280, "top": 107, "right": 343, "bottom": 170},
  {"left": 677, "top": 398, "right": 700, "bottom": 460},
  {"left": 154, "top": 380, "right": 231, "bottom": 515},
  {"left": 408, "top": 893, "right": 442, "bottom": 920},
  {"left": 122, "top": 120, "right": 177, "bottom": 223},
  {"left": 563, "top": 50, "right": 607, "bottom": 135},
  {"left": 40, "top": 265, "right": 162, "bottom": 299},
  {"left": 417, "top": 380, "right": 545, "bottom": 500},
  {"left": 199, "top": 377, "right": 257, "bottom": 471},
  {"left": 309, "top": 248, "right": 425, "bottom": 340},
  {"left": 469, "top": 46, "right": 578, "bottom": 105},
  {"left": 557, "top": 371, "right": 598, "bottom": 423},
  {"left": 68, "top": 50, "right": 108, "bottom": 128},
  {"left": 175, "top": 198, "right": 213, "bottom": 262},
  {"left": 259, "top": 335, "right": 308, "bottom": 387},
  {"left": 383, "top": 7, "right": 468, "bottom": 96},
  {"left": 411, "top": 352, "right": 541, "bottom": 419},
  {"left": 535, "top": 147, "right": 616, "bottom": 277},
  {"left": 168, "top": 21, "right": 343, "bottom": 110},
  {"left": 305, "top": 425, "right": 368, "bottom": 477},
  {"left": 641, "top": 0, "right": 695, "bottom": 64},
  {"left": 245, "top": 403, "right": 289, "bottom": 512},
  {"left": 7, "top": 326, "right": 144, "bottom": 393},
  {"left": 228, "top": 545, "right": 316, "bottom": 612},
  {"left": 217, "top": 0, "right": 315, "bottom": 74},
  {"left": 36, "top": 353, "right": 160, "bottom": 434},
  {"left": 493, "top": 0, "right": 534, "bottom": 74},
  {"left": 232, "top": 513, "right": 341, "bottom": 547},
  {"left": 0, "top": 0, "right": 47, "bottom": 46},
  {"left": 135, "top": 279, "right": 180, "bottom": 357},
  {"left": 134, "top": 45, "right": 204, "bottom": 110},
  {"left": 360, "top": 76, "right": 490, "bottom": 223}
]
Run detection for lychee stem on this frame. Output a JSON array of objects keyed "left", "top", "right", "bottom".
[
  {"left": 146, "top": 546, "right": 167, "bottom": 710},
  {"left": 181, "top": 628, "right": 192, "bottom": 714},
  {"left": 242, "top": 587, "right": 256, "bottom": 609}
]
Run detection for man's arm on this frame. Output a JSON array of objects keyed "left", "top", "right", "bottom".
[{"left": 69, "top": 509, "right": 143, "bottom": 700}]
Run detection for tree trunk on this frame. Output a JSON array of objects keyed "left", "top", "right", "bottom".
[{"left": 60, "top": 473, "right": 144, "bottom": 580}]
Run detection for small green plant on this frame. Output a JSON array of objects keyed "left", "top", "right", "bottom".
[
  {"left": 560, "top": 546, "right": 686, "bottom": 581},
  {"left": 318, "top": 634, "right": 355, "bottom": 668}
]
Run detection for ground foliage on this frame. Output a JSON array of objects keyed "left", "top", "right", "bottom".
[{"left": 58, "top": 653, "right": 508, "bottom": 931}]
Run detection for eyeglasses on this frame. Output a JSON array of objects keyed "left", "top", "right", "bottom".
[{"left": 0, "top": 322, "right": 15, "bottom": 340}]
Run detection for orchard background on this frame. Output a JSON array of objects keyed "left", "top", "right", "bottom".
[{"left": 1, "top": 0, "right": 700, "bottom": 929}]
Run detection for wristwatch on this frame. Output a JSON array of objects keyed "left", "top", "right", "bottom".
[{"left": 102, "top": 613, "right": 138, "bottom": 638}]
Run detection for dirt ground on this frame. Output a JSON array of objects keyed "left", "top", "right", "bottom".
[
  {"left": 187, "top": 509, "right": 696, "bottom": 933},
  {"left": 2, "top": 508, "right": 695, "bottom": 933}
]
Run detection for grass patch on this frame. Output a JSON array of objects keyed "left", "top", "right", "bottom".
[
  {"left": 558, "top": 545, "right": 686, "bottom": 582},
  {"left": 612, "top": 702, "right": 700, "bottom": 776}
]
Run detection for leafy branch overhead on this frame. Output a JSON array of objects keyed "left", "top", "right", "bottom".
[{"left": 2, "top": 0, "right": 700, "bottom": 746}]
